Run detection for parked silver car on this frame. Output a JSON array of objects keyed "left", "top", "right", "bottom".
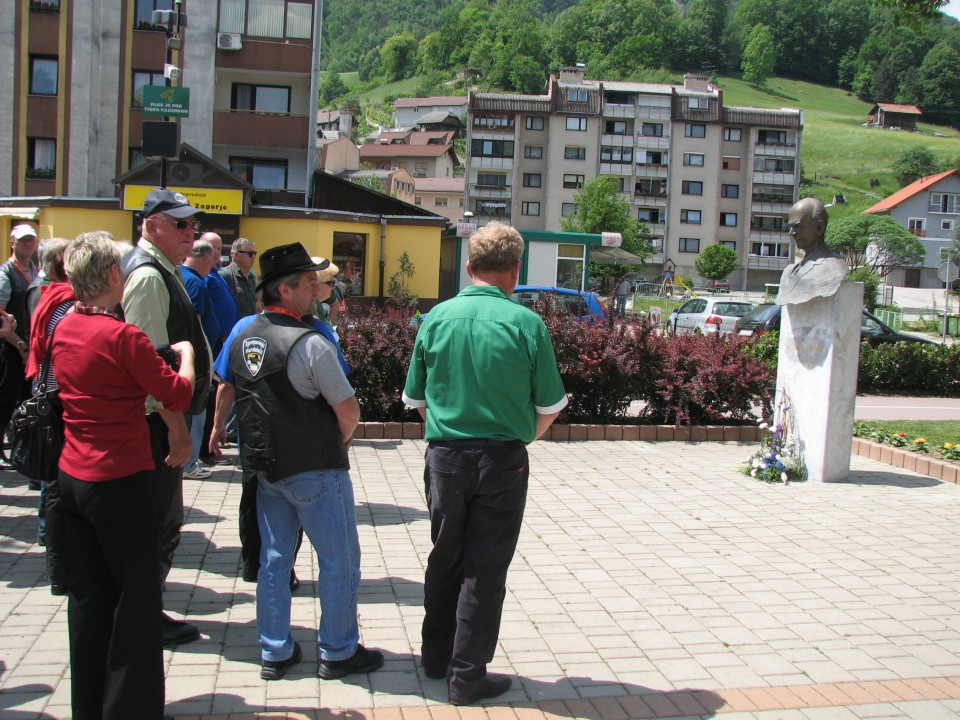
[{"left": 668, "top": 297, "right": 754, "bottom": 335}]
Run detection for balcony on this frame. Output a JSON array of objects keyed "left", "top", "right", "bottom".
[
  {"left": 752, "top": 171, "right": 795, "bottom": 186},
  {"left": 635, "top": 135, "right": 669, "bottom": 150},
  {"left": 635, "top": 106, "right": 670, "bottom": 120},
  {"left": 470, "top": 184, "right": 513, "bottom": 198},
  {"left": 213, "top": 110, "right": 310, "bottom": 150},
  {"left": 470, "top": 156, "right": 514, "bottom": 171},
  {"left": 749, "top": 229, "right": 789, "bottom": 243},
  {"left": 601, "top": 133, "right": 634, "bottom": 147},
  {"left": 602, "top": 103, "right": 635, "bottom": 118},
  {"left": 909, "top": 228, "right": 927, "bottom": 237},
  {"left": 475, "top": 200, "right": 511, "bottom": 218},
  {"left": 633, "top": 192, "right": 667, "bottom": 206},
  {"left": 747, "top": 255, "right": 790, "bottom": 271},
  {"left": 635, "top": 164, "right": 669, "bottom": 178},
  {"left": 600, "top": 162, "right": 633, "bottom": 175},
  {"left": 751, "top": 199, "right": 791, "bottom": 213},
  {"left": 754, "top": 142, "right": 797, "bottom": 157}
]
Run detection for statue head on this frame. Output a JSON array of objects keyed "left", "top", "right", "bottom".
[{"left": 787, "top": 198, "right": 828, "bottom": 256}]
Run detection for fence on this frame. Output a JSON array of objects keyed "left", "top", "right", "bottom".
[{"left": 874, "top": 308, "right": 903, "bottom": 331}]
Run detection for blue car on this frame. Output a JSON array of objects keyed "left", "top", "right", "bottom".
[{"left": 510, "top": 285, "right": 609, "bottom": 322}]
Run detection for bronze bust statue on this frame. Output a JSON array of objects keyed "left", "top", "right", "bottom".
[{"left": 775, "top": 198, "right": 849, "bottom": 306}]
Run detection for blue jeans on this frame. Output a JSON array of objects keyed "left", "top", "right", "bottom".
[
  {"left": 184, "top": 409, "right": 205, "bottom": 473},
  {"left": 256, "top": 468, "right": 360, "bottom": 662}
]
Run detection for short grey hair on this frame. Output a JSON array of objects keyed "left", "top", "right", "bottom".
[
  {"left": 468, "top": 222, "right": 524, "bottom": 273},
  {"left": 260, "top": 271, "right": 304, "bottom": 306},
  {"left": 39, "top": 238, "right": 70, "bottom": 281},
  {"left": 232, "top": 237, "right": 255, "bottom": 253},
  {"left": 191, "top": 240, "right": 214, "bottom": 259},
  {"left": 65, "top": 231, "right": 124, "bottom": 302}
]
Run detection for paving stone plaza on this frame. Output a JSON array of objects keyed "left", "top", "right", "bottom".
[{"left": 1, "top": 439, "right": 960, "bottom": 719}]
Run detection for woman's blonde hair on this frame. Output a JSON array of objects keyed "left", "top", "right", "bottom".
[{"left": 65, "top": 231, "right": 124, "bottom": 302}]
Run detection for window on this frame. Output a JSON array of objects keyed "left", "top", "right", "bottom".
[
  {"left": 556, "top": 243, "right": 585, "bottom": 290},
  {"left": 219, "top": 0, "right": 313, "bottom": 39},
  {"left": 680, "top": 209, "right": 702, "bottom": 224},
  {"left": 29, "top": 56, "right": 58, "bottom": 96},
  {"left": 722, "top": 156, "right": 741, "bottom": 171},
  {"left": 473, "top": 114, "right": 514, "bottom": 129},
  {"left": 682, "top": 181, "right": 703, "bottom": 196},
  {"left": 31, "top": 0, "right": 60, "bottom": 7},
  {"left": 754, "top": 157, "right": 796, "bottom": 173},
  {"left": 635, "top": 179, "right": 666, "bottom": 196},
  {"left": 136, "top": 0, "right": 171, "bottom": 26},
  {"left": 750, "top": 215, "right": 785, "bottom": 231},
  {"left": 637, "top": 208, "right": 663, "bottom": 223},
  {"left": 687, "top": 96, "right": 708, "bottom": 110},
  {"left": 758, "top": 129, "right": 787, "bottom": 144},
  {"left": 641, "top": 123, "right": 663, "bottom": 137},
  {"left": 720, "top": 212, "right": 738, "bottom": 227},
  {"left": 723, "top": 127, "right": 742, "bottom": 142},
  {"left": 605, "top": 120, "right": 628, "bottom": 134},
  {"left": 943, "top": 220, "right": 954, "bottom": 231},
  {"left": 332, "top": 231, "right": 366, "bottom": 297},
  {"left": 476, "top": 200, "right": 508, "bottom": 216},
  {"left": 561, "top": 202, "right": 576, "bottom": 217},
  {"left": 600, "top": 146, "right": 632, "bottom": 163},
  {"left": 721, "top": 240, "right": 736, "bottom": 250},
  {"left": 231, "top": 83, "right": 291, "bottom": 113},
  {"left": 525, "top": 116, "right": 544, "bottom": 130},
  {"left": 566, "top": 116, "right": 587, "bottom": 131},
  {"left": 129, "top": 148, "right": 146, "bottom": 169},
  {"left": 132, "top": 70, "right": 165, "bottom": 107},
  {"left": 27, "top": 138, "right": 56, "bottom": 177},
  {"left": 636, "top": 149, "right": 665, "bottom": 166},
  {"left": 476, "top": 174, "right": 507, "bottom": 187},
  {"left": 685, "top": 123, "right": 706, "bottom": 138},
  {"left": 459, "top": 197, "right": 464, "bottom": 207},
  {"left": 563, "top": 174, "right": 584, "bottom": 189},
  {"left": 683, "top": 153, "right": 704, "bottom": 167},
  {"left": 721, "top": 184, "right": 739, "bottom": 199},
  {"left": 564, "top": 146, "right": 586, "bottom": 160},
  {"left": 434, "top": 197, "right": 448, "bottom": 207},
  {"left": 524, "top": 145, "right": 543, "bottom": 159},
  {"left": 229, "top": 156, "right": 288, "bottom": 189},
  {"left": 522, "top": 201, "right": 540, "bottom": 216},
  {"left": 931, "top": 193, "right": 960, "bottom": 213},
  {"left": 414, "top": 196, "right": 422, "bottom": 206},
  {"left": 566, "top": 89, "right": 588, "bottom": 103},
  {"left": 471, "top": 139, "right": 514, "bottom": 158},
  {"left": 751, "top": 242, "right": 790, "bottom": 258},
  {"left": 523, "top": 173, "right": 541, "bottom": 188},
  {"left": 679, "top": 238, "right": 700, "bottom": 253},
  {"left": 907, "top": 218, "right": 925, "bottom": 234}
]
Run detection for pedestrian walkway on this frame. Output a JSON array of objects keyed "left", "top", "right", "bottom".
[{"left": 2, "top": 439, "right": 960, "bottom": 719}]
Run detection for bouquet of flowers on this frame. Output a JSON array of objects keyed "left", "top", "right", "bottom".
[{"left": 741, "top": 392, "right": 804, "bottom": 484}]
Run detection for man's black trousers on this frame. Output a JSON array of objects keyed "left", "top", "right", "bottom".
[{"left": 420, "top": 440, "right": 528, "bottom": 698}]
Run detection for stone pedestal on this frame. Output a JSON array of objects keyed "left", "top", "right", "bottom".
[{"left": 775, "top": 281, "right": 863, "bottom": 482}]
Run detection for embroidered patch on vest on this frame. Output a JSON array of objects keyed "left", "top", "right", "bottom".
[{"left": 242, "top": 337, "right": 267, "bottom": 376}]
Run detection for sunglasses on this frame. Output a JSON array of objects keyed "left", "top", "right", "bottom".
[
  {"left": 237, "top": 250, "right": 257, "bottom": 257},
  {"left": 155, "top": 216, "right": 200, "bottom": 232}
]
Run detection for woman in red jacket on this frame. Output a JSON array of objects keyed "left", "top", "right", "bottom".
[{"left": 53, "top": 231, "right": 195, "bottom": 720}]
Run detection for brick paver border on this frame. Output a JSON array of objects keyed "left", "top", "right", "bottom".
[{"left": 168, "top": 675, "right": 960, "bottom": 719}]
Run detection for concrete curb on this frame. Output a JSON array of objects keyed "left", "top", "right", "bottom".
[
  {"left": 851, "top": 437, "right": 960, "bottom": 484},
  {"left": 353, "top": 422, "right": 762, "bottom": 442}
]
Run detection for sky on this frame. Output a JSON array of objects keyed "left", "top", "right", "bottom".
[{"left": 945, "top": 0, "right": 960, "bottom": 19}]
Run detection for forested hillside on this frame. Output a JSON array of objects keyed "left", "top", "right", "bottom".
[{"left": 321, "top": 0, "right": 960, "bottom": 128}]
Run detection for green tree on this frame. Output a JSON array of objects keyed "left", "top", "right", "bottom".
[
  {"left": 919, "top": 40, "right": 960, "bottom": 128},
  {"left": 388, "top": 251, "right": 418, "bottom": 307},
  {"left": 892, "top": 145, "right": 940, "bottom": 186},
  {"left": 741, "top": 24, "right": 775, "bottom": 87},
  {"left": 825, "top": 214, "right": 925, "bottom": 278},
  {"left": 318, "top": 72, "right": 348, "bottom": 107},
  {"left": 847, "top": 266, "right": 881, "bottom": 310},
  {"left": 358, "top": 48, "right": 382, "bottom": 83},
  {"left": 561, "top": 176, "right": 652, "bottom": 262},
  {"left": 695, "top": 244, "right": 739, "bottom": 281},
  {"left": 380, "top": 32, "right": 419, "bottom": 82}
]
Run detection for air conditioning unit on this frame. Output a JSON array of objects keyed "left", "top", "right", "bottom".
[{"left": 217, "top": 33, "right": 242, "bottom": 51}]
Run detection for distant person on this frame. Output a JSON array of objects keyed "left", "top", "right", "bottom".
[
  {"left": 614, "top": 275, "right": 630, "bottom": 317},
  {"left": 776, "top": 198, "right": 848, "bottom": 306},
  {"left": 403, "top": 222, "right": 567, "bottom": 705},
  {"left": 221, "top": 238, "right": 258, "bottom": 318}
]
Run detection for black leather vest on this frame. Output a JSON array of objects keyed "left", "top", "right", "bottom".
[
  {"left": 2, "top": 260, "right": 34, "bottom": 336},
  {"left": 122, "top": 247, "right": 211, "bottom": 414},
  {"left": 230, "top": 313, "right": 349, "bottom": 482}
]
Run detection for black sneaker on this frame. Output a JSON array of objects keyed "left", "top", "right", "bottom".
[
  {"left": 317, "top": 644, "right": 384, "bottom": 680},
  {"left": 449, "top": 674, "right": 512, "bottom": 706},
  {"left": 261, "top": 641, "right": 302, "bottom": 680},
  {"left": 161, "top": 612, "right": 200, "bottom": 647}
]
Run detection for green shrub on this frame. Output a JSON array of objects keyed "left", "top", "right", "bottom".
[{"left": 857, "top": 341, "right": 960, "bottom": 395}]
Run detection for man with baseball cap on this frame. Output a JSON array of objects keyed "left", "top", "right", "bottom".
[
  {"left": 0, "top": 224, "right": 40, "bottom": 466},
  {"left": 121, "top": 188, "right": 211, "bottom": 647},
  {"left": 209, "top": 242, "right": 383, "bottom": 682}
]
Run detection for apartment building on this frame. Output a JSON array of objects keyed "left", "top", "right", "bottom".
[
  {"left": 359, "top": 130, "right": 459, "bottom": 178},
  {"left": 465, "top": 68, "right": 803, "bottom": 291},
  {"left": 1, "top": 0, "right": 320, "bottom": 203}
]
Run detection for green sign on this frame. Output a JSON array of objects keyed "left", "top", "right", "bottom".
[{"left": 142, "top": 86, "right": 190, "bottom": 117}]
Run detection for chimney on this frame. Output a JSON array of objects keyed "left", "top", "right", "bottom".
[
  {"left": 559, "top": 64, "right": 586, "bottom": 83},
  {"left": 683, "top": 73, "right": 709, "bottom": 91}
]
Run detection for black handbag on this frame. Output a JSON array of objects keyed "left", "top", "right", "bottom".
[{"left": 11, "top": 322, "right": 65, "bottom": 482}]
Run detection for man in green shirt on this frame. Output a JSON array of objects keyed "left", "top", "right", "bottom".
[{"left": 403, "top": 222, "right": 567, "bottom": 706}]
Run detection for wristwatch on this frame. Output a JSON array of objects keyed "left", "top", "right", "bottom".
[{"left": 16, "top": 340, "right": 26, "bottom": 351}]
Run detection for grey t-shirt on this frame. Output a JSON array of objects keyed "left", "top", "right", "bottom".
[{"left": 287, "top": 332, "right": 355, "bottom": 407}]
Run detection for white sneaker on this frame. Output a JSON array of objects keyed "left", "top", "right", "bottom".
[{"left": 183, "top": 467, "right": 212, "bottom": 480}]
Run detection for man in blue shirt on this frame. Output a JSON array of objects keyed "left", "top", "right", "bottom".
[{"left": 179, "top": 240, "right": 219, "bottom": 480}]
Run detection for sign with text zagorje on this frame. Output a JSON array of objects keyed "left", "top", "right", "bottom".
[{"left": 142, "top": 86, "right": 190, "bottom": 117}]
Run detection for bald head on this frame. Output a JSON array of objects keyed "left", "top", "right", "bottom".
[
  {"left": 199, "top": 232, "right": 223, "bottom": 265},
  {"left": 787, "top": 197, "right": 828, "bottom": 255}
]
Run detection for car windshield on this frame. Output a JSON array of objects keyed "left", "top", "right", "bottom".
[
  {"left": 739, "top": 303, "right": 779, "bottom": 323},
  {"left": 713, "top": 302, "right": 752, "bottom": 316}
]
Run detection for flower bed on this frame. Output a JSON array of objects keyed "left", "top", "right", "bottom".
[{"left": 853, "top": 421, "right": 959, "bottom": 464}]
